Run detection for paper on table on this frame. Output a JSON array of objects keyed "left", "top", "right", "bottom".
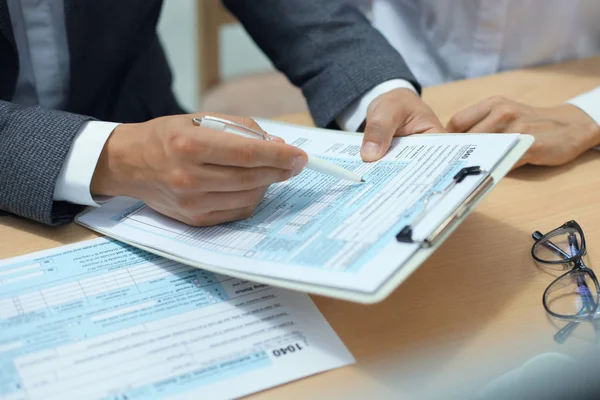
[
  {"left": 0, "top": 238, "right": 354, "bottom": 400},
  {"left": 77, "top": 122, "right": 518, "bottom": 294}
]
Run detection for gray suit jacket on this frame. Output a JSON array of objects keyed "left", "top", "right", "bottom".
[{"left": 0, "top": 0, "right": 418, "bottom": 225}]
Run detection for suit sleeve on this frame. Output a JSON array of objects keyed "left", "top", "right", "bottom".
[
  {"left": 0, "top": 100, "right": 94, "bottom": 225},
  {"left": 222, "top": 0, "right": 420, "bottom": 128}
]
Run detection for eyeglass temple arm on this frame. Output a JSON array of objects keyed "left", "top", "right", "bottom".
[
  {"left": 555, "top": 309, "right": 600, "bottom": 344},
  {"left": 554, "top": 321, "right": 579, "bottom": 344},
  {"left": 532, "top": 230, "right": 571, "bottom": 259}
]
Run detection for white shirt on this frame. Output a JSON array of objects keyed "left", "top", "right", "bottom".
[
  {"left": 9, "top": 0, "right": 600, "bottom": 209},
  {"left": 339, "top": 0, "right": 600, "bottom": 131}
]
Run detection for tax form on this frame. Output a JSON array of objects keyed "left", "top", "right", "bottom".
[
  {"left": 0, "top": 238, "right": 354, "bottom": 400},
  {"left": 77, "top": 122, "right": 520, "bottom": 295}
]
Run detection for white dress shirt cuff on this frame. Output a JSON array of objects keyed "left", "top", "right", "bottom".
[
  {"left": 53, "top": 121, "right": 120, "bottom": 207},
  {"left": 336, "top": 79, "right": 418, "bottom": 132},
  {"left": 566, "top": 86, "right": 600, "bottom": 127},
  {"left": 566, "top": 86, "right": 600, "bottom": 151}
]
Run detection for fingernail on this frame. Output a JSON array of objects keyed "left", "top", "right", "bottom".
[
  {"left": 292, "top": 156, "right": 308, "bottom": 176},
  {"left": 362, "top": 142, "right": 381, "bottom": 160}
]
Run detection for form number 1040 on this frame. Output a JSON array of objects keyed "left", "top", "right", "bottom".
[{"left": 271, "top": 343, "right": 304, "bottom": 357}]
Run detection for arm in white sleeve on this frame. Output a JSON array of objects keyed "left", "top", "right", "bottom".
[
  {"left": 567, "top": 86, "right": 600, "bottom": 125},
  {"left": 53, "top": 121, "right": 120, "bottom": 206},
  {"left": 566, "top": 86, "right": 600, "bottom": 151},
  {"left": 336, "top": 79, "right": 418, "bottom": 132}
]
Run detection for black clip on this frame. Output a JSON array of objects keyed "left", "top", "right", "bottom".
[
  {"left": 453, "top": 166, "right": 482, "bottom": 183},
  {"left": 396, "top": 225, "right": 414, "bottom": 243},
  {"left": 396, "top": 165, "right": 483, "bottom": 243}
]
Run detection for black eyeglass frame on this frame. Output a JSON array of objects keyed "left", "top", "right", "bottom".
[{"left": 531, "top": 221, "right": 600, "bottom": 342}]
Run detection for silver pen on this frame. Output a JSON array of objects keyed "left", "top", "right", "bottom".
[{"left": 193, "top": 116, "right": 365, "bottom": 183}]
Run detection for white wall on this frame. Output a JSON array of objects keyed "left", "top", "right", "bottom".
[{"left": 157, "top": 0, "right": 273, "bottom": 112}]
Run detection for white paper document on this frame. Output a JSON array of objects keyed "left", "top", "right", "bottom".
[
  {"left": 0, "top": 238, "right": 353, "bottom": 400},
  {"left": 77, "top": 122, "right": 519, "bottom": 294}
]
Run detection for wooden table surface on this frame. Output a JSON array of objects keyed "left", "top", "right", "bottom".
[{"left": 3, "top": 57, "right": 600, "bottom": 399}]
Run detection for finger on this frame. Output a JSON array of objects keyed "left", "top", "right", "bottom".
[
  {"left": 511, "top": 141, "right": 539, "bottom": 169},
  {"left": 462, "top": 110, "right": 510, "bottom": 133},
  {"left": 511, "top": 156, "right": 529, "bottom": 170},
  {"left": 270, "top": 136, "right": 285, "bottom": 143},
  {"left": 177, "top": 185, "right": 268, "bottom": 215},
  {"left": 189, "top": 206, "right": 259, "bottom": 226},
  {"left": 447, "top": 99, "right": 498, "bottom": 132},
  {"left": 412, "top": 120, "right": 447, "bottom": 134},
  {"left": 204, "top": 135, "right": 307, "bottom": 170},
  {"left": 169, "top": 129, "right": 308, "bottom": 172},
  {"left": 204, "top": 165, "right": 294, "bottom": 191},
  {"left": 145, "top": 204, "right": 189, "bottom": 225},
  {"left": 156, "top": 205, "right": 258, "bottom": 227},
  {"left": 395, "top": 106, "right": 446, "bottom": 135},
  {"left": 169, "top": 165, "right": 293, "bottom": 192},
  {"left": 361, "top": 97, "right": 405, "bottom": 162},
  {"left": 362, "top": 90, "right": 445, "bottom": 162}
]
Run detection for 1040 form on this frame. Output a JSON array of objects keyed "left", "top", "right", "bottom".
[{"left": 0, "top": 238, "right": 353, "bottom": 400}]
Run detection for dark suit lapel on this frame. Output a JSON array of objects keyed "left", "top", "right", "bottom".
[
  {"left": 0, "top": 0, "right": 17, "bottom": 100},
  {"left": 0, "top": 0, "right": 15, "bottom": 47},
  {"left": 63, "top": 0, "right": 87, "bottom": 108},
  {"left": 64, "top": 0, "right": 84, "bottom": 62}
]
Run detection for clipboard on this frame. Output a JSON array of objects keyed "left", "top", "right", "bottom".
[{"left": 77, "top": 128, "right": 534, "bottom": 304}]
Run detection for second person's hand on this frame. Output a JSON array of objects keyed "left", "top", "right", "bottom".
[
  {"left": 446, "top": 96, "right": 600, "bottom": 168},
  {"left": 361, "top": 88, "right": 447, "bottom": 161},
  {"left": 90, "top": 113, "right": 308, "bottom": 226}
]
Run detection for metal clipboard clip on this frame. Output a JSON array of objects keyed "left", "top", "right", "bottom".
[{"left": 395, "top": 166, "right": 494, "bottom": 248}]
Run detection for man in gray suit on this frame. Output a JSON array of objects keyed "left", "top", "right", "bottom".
[{"left": 0, "top": 0, "right": 443, "bottom": 226}]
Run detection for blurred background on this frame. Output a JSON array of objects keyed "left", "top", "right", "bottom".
[{"left": 157, "top": 0, "right": 308, "bottom": 118}]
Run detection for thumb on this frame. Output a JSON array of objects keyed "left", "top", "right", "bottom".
[
  {"left": 361, "top": 89, "right": 445, "bottom": 162},
  {"left": 404, "top": 109, "right": 446, "bottom": 135},
  {"left": 361, "top": 97, "right": 400, "bottom": 162}
]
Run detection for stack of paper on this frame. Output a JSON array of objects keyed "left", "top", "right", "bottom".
[
  {"left": 76, "top": 121, "right": 529, "bottom": 303},
  {"left": 0, "top": 239, "right": 353, "bottom": 400}
]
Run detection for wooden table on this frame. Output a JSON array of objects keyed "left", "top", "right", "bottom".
[{"left": 3, "top": 57, "right": 600, "bottom": 399}]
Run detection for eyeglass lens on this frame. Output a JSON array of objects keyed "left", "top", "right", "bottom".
[
  {"left": 545, "top": 269, "right": 599, "bottom": 318},
  {"left": 533, "top": 227, "right": 584, "bottom": 265}
]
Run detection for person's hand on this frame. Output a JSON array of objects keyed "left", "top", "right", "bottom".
[
  {"left": 90, "top": 113, "right": 308, "bottom": 226},
  {"left": 447, "top": 96, "right": 600, "bottom": 168},
  {"left": 361, "top": 88, "right": 446, "bottom": 161}
]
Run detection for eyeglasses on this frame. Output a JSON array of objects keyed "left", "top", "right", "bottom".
[{"left": 531, "top": 220, "right": 600, "bottom": 343}]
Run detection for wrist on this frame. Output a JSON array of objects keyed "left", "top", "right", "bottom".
[
  {"left": 90, "top": 123, "right": 140, "bottom": 197},
  {"left": 540, "top": 104, "right": 600, "bottom": 149},
  {"left": 390, "top": 87, "right": 419, "bottom": 98},
  {"left": 584, "top": 119, "right": 600, "bottom": 149},
  {"left": 551, "top": 104, "right": 594, "bottom": 123},
  {"left": 558, "top": 104, "right": 600, "bottom": 148}
]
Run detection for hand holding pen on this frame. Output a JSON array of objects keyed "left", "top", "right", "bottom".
[
  {"left": 195, "top": 115, "right": 364, "bottom": 183},
  {"left": 90, "top": 113, "right": 310, "bottom": 226}
]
